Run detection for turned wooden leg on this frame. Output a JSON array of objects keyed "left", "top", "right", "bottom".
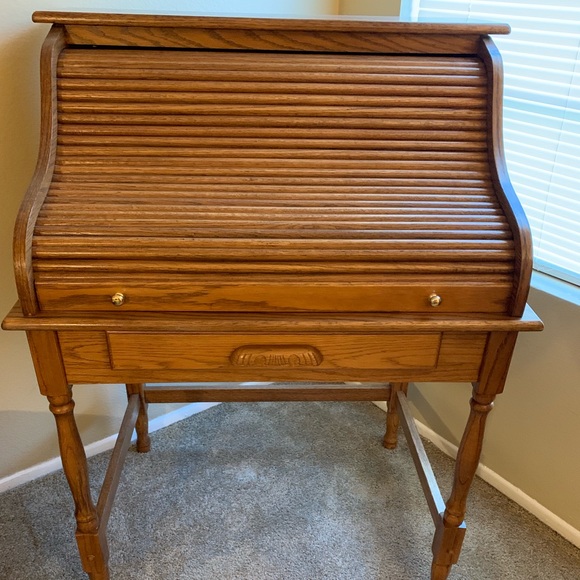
[
  {"left": 48, "top": 391, "right": 109, "bottom": 579},
  {"left": 384, "top": 382, "right": 408, "bottom": 449},
  {"left": 126, "top": 383, "right": 150, "bottom": 452},
  {"left": 431, "top": 388, "right": 495, "bottom": 578}
]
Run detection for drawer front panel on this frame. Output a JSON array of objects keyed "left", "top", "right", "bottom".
[
  {"left": 107, "top": 332, "right": 442, "bottom": 372},
  {"left": 36, "top": 281, "right": 512, "bottom": 314},
  {"left": 58, "top": 330, "right": 488, "bottom": 383}
]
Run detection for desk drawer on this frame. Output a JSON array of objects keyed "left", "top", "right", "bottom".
[
  {"left": 36, "top": 279, "right": 512, "bottom": 314},
  {"left": 106, "top": 332, "right": 442, "bottom": 372}
]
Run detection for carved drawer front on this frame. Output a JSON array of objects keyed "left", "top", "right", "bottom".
[
  {"left": 35, "top": 280, "right": 512, "bottom": 314},
  {"left": 106, "top": 332, "right": 442, "bottom": 372}
]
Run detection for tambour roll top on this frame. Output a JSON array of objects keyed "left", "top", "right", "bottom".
[{"left": 16, "top": 13, "right": 532, "bottom": 318}]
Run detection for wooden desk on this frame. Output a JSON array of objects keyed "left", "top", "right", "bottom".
[{"left": 3, "top": 12, "right": 543, "bottom": 579}]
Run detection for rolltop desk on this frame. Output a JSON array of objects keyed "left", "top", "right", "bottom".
[{"left": 2, "top": 11, "right": 543, "bottom": 579}]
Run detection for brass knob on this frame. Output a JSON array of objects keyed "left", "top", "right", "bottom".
[
  {"left": 429, "top": 293, "right": 442, "bottom": 307},
  {"left": 111, "top": 292, "right": 125, "bottom": 307}
]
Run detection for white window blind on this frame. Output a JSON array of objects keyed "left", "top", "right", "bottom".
[{"left": 416, "top": 0, "right": 580, "bottom": 286}]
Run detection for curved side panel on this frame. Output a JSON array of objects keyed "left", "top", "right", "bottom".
[
  {"left": 13, "top": 25, "right": 67, "bottom": 315},
  {"left": 478, "top": 36, "right": 533, "bottom": 317}
]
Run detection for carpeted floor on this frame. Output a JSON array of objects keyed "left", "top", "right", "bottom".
[{"left": 1, "top": 401, "right": 579, "bottom": 579}]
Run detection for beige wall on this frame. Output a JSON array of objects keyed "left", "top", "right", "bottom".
[
  {"left": 0, "top": 0, "right": 339, "bottom": 479},
  {"left": 339, "top": 0, "right": 400, "bottom": 16}
]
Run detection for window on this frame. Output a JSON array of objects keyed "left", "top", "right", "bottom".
[{"left": 410, "top": 0, "right": 580, "bottom": 287}]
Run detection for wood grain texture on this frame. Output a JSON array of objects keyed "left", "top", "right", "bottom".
[
  {"left": 25, "top": 330, "right": 69, "bottom": 396},
  {"left": 384, "top": 382, "right": 408, "bottom": 449},
  {"left": 229, "top": 344, "right": 323, "bottom": 367},
  {"left": 64, "top": 27, "right": 484, "bottom": 54},
  {"left": 432, "top": 389, "right": 495, "bottom": 573},
  {"left": 30, "top": 13, "right": 510, "bottom": 56},
  {"left": 475, "top": 331, "right": 519, "bottom": 395},
  {"left": 34, "top": 278, "right": 513, "bottom": 314},
  {"left": 56, "top": 330, "right": 486, "bottom": 384},
  {"left": 3, "top": 303, "right": 544, "bottom": 333},
  {"left": 143, "top": 382, "right": 390, "bottom": 403},
  {"left": 478, "top": 37, "right": 533, "bottom": 317},
  {"left": 96, "top": 394, "right": 139, "bottom": 527},
  {"left": 32, "top": 12, "right": 510, "bottom": 35},
  {"left": 26, "top": 47, "right": 524, "bottom": 316},
  {"left": 106, "top": 332, "right": 441, "bottom": 372},
  {"left": 47, "top": 392, "right": 109, "bottom": 577},
  {"left": 126, "top": 383, "right": 150, "bottom": 453},
  {"left": 13, "top": 26, "right": 66, "bottom": 315},
  {"left": 397, "top": 389, "right": 447, "bottom": 523}
]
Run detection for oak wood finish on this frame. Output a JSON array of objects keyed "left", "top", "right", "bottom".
[
  {"left": 13, "top": 26, "right": 66, "bottom": 315},
  {"left": 107, "top": 332, "right": 441, "bottom": 372},
  {"left": 96, "top": 394, "right": 139, "bottom": 529},
  {"left": 126, "top": 383, "right": 150, "bottom": 453},
  {"left": 56, "top": 330, "right": 487, "bottom": 384},
  {"left": 32, "top": 12, "right": 510, "bottom": 54},
  {"left": 478, "top": 37, "right": 533, "bottom": 316},
  {"left": 396, "top": 389, "right": 447, "bottom": 523},
  {"left": 48, "top": 391, "right": 108, "bottom": 579},
  {"left": 2, "top": 12, "right": 543, "bottom": 580},
  {"left": 144, "top": 382, "right": 391, "bottom": 404},
  {"left": 384, "top": 382, "right": 408, "bottom": 449}
]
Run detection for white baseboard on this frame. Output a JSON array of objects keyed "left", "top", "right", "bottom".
[
  {"left": 0, "top": 402, "right": 218, "bottom": 494},
  {"left": 372, "top": 401, "right": 580, "bottom": 549}
]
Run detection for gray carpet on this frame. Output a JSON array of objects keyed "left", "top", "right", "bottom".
[{"left": 1, "top": 402, "right": 579, "bottom": 579}]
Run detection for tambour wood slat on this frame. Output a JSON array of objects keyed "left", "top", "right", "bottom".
[
  {"left": 55, "top": 136, "right": 489, "bottom": 151},
  {"left": 34, "top": 272, "right": 514, "bottom": 285},
  {"left": 53, "top": 155, "right": 489, "bottom": 168},
  {"left": 57, "top": 71, "right": 486, "bottom": 86},
  {"left": 50, "top": 174, "right": 492, "bottom": 185},
  {"left": 56, "top": 55, "right": 487, "bottom": 74},
  {"left": 56, "top": 126, "right": 488, "bottom": 141},
  {"left": 44, "top": 200, "right": 500, "bottom": 211},
  {"left": 35, "top": 216, "right": 508, "bottom": 227},
  {"left": 58, "top": 118, "right": 486, "bottom": 137},
  {"left": 57, "top": 81, "right": 486, "bottom": 98},
  {"left": 57, "top": 106, "right": 487, "bottom": 121},
  {"left": 58, "top": 94, "right": 486, "bottom": 108},
  {"left": 57, "top": 50, "right": 485, "bottom": 71},
  {"left": 53, "top": 147, "right": 489, "bottom": 160},
  {"left": 46, "top": 182, "right": 492, "bottom": 192},
  {"left": 53, "top": 168, "right": 488, "bottom": 180},
  {"left": 33, "top": 228, "right": 513, "bottom": 241},
  {"left": 44, "top": 194, "right": 497, "bottom": 206},
  {"left": 32, "top": 247, "right": 515, "bottom": 264},
  {"left": 58, "top": 115, "right": 487, "bottom": 131},
  {"left": 32, "top": 259, "right": 514, "bottom": 274},
  {"left": 38, "top": 206, "right": 504, "bottom": 218},
  {"left": 33, "top": 47, "right": 516, "bottom": 303},
  {"left": 57, "top": 63, "right": 486, "bottom": 77}
]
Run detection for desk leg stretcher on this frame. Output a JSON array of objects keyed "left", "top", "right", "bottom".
[{"left": 44, "top": 379, "right": 501, "bottom": 580}]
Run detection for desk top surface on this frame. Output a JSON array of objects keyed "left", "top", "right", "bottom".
[{"left": 32, "top": 11, "right": 511, "bottom": 36}]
